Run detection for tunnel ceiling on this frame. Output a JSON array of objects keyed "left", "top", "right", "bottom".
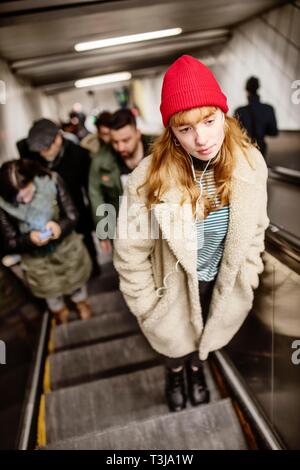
[{"left": 0, "top": 0, "right": 287, "bottom": 93}]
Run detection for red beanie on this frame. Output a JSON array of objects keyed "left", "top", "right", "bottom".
[{"left": 160, "top": 55, "right": 228, "bottom": 127}]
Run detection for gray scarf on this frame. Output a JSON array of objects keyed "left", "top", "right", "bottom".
[{"left": 0, "top": 175, "right": 58, "bottom": 234}]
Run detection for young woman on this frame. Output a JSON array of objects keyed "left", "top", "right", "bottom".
[
  {"left": 0, "top": 159, "right": 92, "bottom": 323},
  {"left": 113, "top": 55, "right": 269, "bottom": 411}
]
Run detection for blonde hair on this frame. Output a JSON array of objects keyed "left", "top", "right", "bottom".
[{"left": 139, "top": 107, "right": 253, "bottom": 218}]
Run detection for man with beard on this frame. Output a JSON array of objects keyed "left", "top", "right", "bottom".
[{"left": 89, "top": 109, "right": 153, "bottom": 254}]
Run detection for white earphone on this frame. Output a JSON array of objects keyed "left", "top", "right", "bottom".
[
  {"left": 189, "top": 154, "right": 213, "bottom": 220},
  {"left": 155, "top": 154, "right": 212, "bottom": 298}
]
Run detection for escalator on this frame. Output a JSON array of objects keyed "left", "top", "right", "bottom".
[
  {"left": 37, "top": 266, "right": 249, "bottom": 450},
  {"left": 224, "top": 163, "right": 300, "bottom": 450},
  {"left": 0, "top": 139, "right": 293, "bottom": 451},
  {"left": 16, "top": 158, "right": 300, "bottom": 451}
]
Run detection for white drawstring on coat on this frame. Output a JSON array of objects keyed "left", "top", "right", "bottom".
[{"left": 156, "top": 259, "right": 181, "bottom": 298}]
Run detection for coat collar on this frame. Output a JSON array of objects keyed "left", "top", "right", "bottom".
[{"left": 153, "top": 146, "right": 258, "bottom": 278}]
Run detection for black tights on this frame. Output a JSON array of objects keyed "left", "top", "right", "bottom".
[
  {"left": 164, "top": 279, "right": 215, "bottom": 370},
  {"left": 164, "top": 351, "right": 203, "bottom": 370}
]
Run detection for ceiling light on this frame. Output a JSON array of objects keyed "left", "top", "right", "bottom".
[
  {"left": 74, "top": 71, "right": 132, "bottom": 88},
  {"left": 75, "top": 28, "right": 182, "bottom": 52}
]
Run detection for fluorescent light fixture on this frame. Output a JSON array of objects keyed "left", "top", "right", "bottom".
[
  {"left": 75, "top": 28, "right": 182, "bottom": 52},
  {"left": 75, "top": 72, "right": 132, "bottom": 88}
]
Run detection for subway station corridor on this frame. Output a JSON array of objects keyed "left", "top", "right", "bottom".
[{"left": 0, "top": 0, "right": 299, "bottom": 452}]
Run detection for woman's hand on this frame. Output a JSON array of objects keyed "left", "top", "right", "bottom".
[
  {"left": 46, "top": 221, "right": 62, "bottom": 240},
  {"left": 30, "top": 231, "right": 51, "bottom": 246},
  {"left": 100, "top": 239, "right": 112, "bottom": 255}
]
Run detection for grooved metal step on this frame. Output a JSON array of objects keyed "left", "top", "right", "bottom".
[
  {"left": 41, "top": 275, "right": 246, "bottom": 450},
  {"left": 52, "top": 310, "right": 139, "bottom": 352},
  {"left": 43, "top": 363, "right": 220, "bottom": 445},
  {"left": 88, "top": 290, "right": 130, "bottom": 315},
  {"left": 45, "top": 366, "right": 166, "bottom": 444},
  {"left": 45, "top": 397, "right": 247, "bottom": 450},
  {"left": 48, "top": 334, "right": 159, "bottom": 390}
]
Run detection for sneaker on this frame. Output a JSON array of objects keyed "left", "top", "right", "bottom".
[
  {"left": 186, "top": 364, "right": 210, "bottom": 406},
  {"left": 75, "top": 300, "right": 92, "bottom": 320},
  {"left": 165, "top": 367, "right": 187, "bottom": 412}
]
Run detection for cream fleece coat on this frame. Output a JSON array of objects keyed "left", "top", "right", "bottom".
[{"left": 113, "top": 145, "right": 269, "bottom": 360}]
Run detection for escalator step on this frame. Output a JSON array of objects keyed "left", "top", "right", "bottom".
[
  {"left": 52, "top": 310, "right": 139, "bottom": 352},
  {"left": 44, "top": 397, "right": 247, "bottom": 450},
  {"left": 88, "top": 290, "right": 130, "bottom": 316},
  {"left": 44, "top": 365, "right": 166, "bottom": 444},
  {"left": 43, "top": 363, "right": 220, "bottom": 445},
  {"left": 49, "top": 334, "right": 158, "bottom": 389}
]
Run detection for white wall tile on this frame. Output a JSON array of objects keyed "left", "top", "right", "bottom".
[
  {"left": 290, "top": 6, "right": 300, "bottom": 48},
  {"left": 264, "top": 7, "right": 280, "bottom": 29},
  {"left": 273, "top": 33, "right": 289, "bottom": 71},
  {"left": 258, "top": 23, "right": 274, "bottom": 58},
  {"left": 277, "top": 4, "right": 293, "bottom": 40},
  {"left": 285, "top": 44, "right": 299, "bottom": 81},
  {"left": 216, "top": 3, "right": 300, "bottom": 130},
  {"left": 0, "top": 59, "right": 58, "bottom": 163}
]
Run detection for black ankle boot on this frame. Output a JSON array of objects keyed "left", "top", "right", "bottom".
[
  {"left": 186, "top": 365, "right": 210, "bottom": 406},
  {"left": 165, "top": 367, "right": 187, "bottom": 412}
]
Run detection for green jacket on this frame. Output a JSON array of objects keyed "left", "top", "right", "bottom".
[{"left": 89, "top": 135, "right": 153, "bottom": 233}]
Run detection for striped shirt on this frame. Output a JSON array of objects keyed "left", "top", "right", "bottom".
[{"left": 195, "top": 168, "right": 230, "bottom": 281}]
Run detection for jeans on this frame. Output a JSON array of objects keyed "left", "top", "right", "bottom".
[
  {"left": 163, "top": 279, "right": 216, "bottom": 369},
  {"left": 46, "top": 285, "right": 88, "bottom": 312}
]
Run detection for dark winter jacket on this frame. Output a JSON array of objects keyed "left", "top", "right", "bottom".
[
  {"left": 0, "top": 173, "right": 78, "bottom": 255},
  {"left": 89, "top": 135, "right": 154, "bottom": 229},
  {"left": 17, "top": 137, "right": 93, "bottom": 234},
  {"left": 235, "top": 95, "right": 278, "bottom": 157}
]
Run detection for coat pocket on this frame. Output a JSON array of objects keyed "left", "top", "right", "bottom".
[
  {"left": 138, "top": 292, "right": 168, "bottom": 326},
  {"left": 238, "top": 254, "right": 264, "bottom": 292},
  {"left": 138, "top": 291, "right": 197, "bottom": 358}
]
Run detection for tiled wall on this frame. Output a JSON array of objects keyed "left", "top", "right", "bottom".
[
  {"left": 212, "top": 2, "right": 300, "bottom": 129},
  {"left": 133, "top": 2, "right": 300, "bottom": 132},
  {"left": 54, "top": 85, "right": 118, "bottom": 125},
  {"left": 132, "top": 76, "right": 164, "bottom": 134},
  {"left": 0, "top": 59, "right": 58, "bottom": 163}
]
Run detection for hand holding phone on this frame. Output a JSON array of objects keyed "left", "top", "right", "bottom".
[
  {"left": 30, "top": 229, "right": 53, "bottom": 246},
  {"left": 45, "top": 221, "right": 62, "bottom": 240},
  {"left": 38, "top": 228, "right": 53, "bottom": 241}
]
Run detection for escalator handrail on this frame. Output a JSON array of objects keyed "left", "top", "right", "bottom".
[
  {"left": 17, "top": 310, "right": 50, "bottom": 450},
  {"left": 269, "top": 166, "right": 300, "bottom": 185},
  {"left": 266, "top": 225, "right": 300, "bottom": 272},
  {"left": 267, "top": 224, "right": 300, "bottom": 252},
  {"left": 213, "top": 350, "right": 285, "bottom": 450}
]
